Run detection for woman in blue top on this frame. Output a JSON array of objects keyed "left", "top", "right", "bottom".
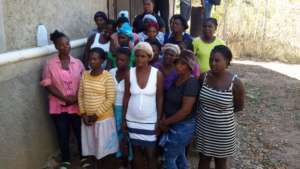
[{"left": 164, "top": 15, "right": 193, "bottom": 51}]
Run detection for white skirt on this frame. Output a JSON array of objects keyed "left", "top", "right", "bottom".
[{"left": 81, "top": 118, "right": 119, "bottom": 159}]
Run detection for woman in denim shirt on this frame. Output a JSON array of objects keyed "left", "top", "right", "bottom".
[{"left": 159, "top": 50, "right": 199, "bottom": 169}]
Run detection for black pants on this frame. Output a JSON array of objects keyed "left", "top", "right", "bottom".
[
  {"left": 52, "top": 113, "right": 82, "bottom": 162},
  {"left": 155, "top": 0, "right": 170, "bottom": 32}
]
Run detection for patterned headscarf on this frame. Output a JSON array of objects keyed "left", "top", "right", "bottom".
[
  {"left": 162, "top": 43, "right": 181, "bottom": 56},
  {"left": 117, "top": 22, "right": 134, "bottom": 41},
  {"left": 134, "top": 42, "right": 154, "bottom": 59}
]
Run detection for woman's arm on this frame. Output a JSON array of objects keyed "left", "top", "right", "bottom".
[
  {"left": 122, "top": 72, "right": 131, "bottom": 130},
  {"left": 95, "top": 75, "right": 116, "bottom": 117},
  {"left": 78, "top": 74, "right": 85, "bottom": 115},
  {"left": 156, "top": 71, "right": 164, "bottom": 121},
  {"left": 82, "top": 35, "right": 95, "bottom": 69},
  {"left": 233, "top": 78, "right": 245, "bottom": 112},
  {"left": 163, "top": 96, "right": 196, "bottom": 126}
]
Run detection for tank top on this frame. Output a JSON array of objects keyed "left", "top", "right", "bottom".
[
  {"left": 109, "top": 68, "right": 125, "bottom": 106},
  {"left": 90, "top": 33, "right": 110, "bottom": 69},
  {"left": 90, "top": 33, "right": 110, "bottom": 52},
  {"left": 126, "top": 67, "right": 158, "bottom": 123}
]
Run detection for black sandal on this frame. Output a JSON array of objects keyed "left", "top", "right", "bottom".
[
  {"left": 58, "top": 162, "right": 71, "bottom": 169},
  {"left": 80, "top": 158, "right": 93, "bottom": 169}
]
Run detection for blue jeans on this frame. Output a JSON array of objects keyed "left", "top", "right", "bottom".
[
  {"left": 180, "top": 0, "right": 192, "bottom": 21},
  {"left": 160, "top": 118, "right": 196, "bottom": 169},
  {"left": 204, "top": 0, "right": 213, "bottom": 18}
]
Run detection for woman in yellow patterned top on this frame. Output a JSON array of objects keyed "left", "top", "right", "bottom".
[
  {"left": 193, "top": 18, "right": 225, "bottom": 73},
  {"left": 78, "top": 47, "right": 118, "bottom": 169}
]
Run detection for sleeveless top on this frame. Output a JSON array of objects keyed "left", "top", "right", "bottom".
[
  {"left": 90, "top": 33, "right": 110, "bottom": 52},
  {"left": 109, "top": 68, "right": 125, "bottom": 106},
  {"left": 195, "top": 73, "right": 238, "bottom": 158},
  {"left": 90, "top": 33, "right": 110, "bottom": 69},
  {"left": 126, "top": 67, "right": 158, "bottom": 123}
]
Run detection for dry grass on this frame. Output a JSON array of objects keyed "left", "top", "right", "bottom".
[{"left": 212, "top": 0, "right": 300, "bottom": 63}]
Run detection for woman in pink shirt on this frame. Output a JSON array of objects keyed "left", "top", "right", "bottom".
[{"left": 40, "top": 30, "right": 84, "bottom": 169}]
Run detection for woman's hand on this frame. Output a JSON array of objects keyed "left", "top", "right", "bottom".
[
  {"left": 121, "top": 120, "right": 128, "bottom": 133},
  {"left": 158, "top": 119, "right": 169, "bottom": 132},
  {"left": 89, "top": 114, "right": 98, "bottom": 125},
  {"left": 82, "top": 114, "right": 97, "bottom": 126},
  {"left": 82, "top": 114, "right": 92, "bottom": 126},
  {"left": 64, "top": 95, "right": 77, "bottom": 106}
]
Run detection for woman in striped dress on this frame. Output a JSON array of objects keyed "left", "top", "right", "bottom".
[{"left": 195, "top": 45, "right": 245, "bottom": 169}]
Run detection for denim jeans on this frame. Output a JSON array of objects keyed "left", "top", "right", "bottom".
[
  {"left": 180, "top": 0, "right": 192, "bottom": 21},
  {"left": 204, "top": 0, "right": 213, "bottom": 18},
  {"left": 160, "top": 118, "right": 196, "bottom": 169},
  {"left": 52, "top": 113, "right": 82, "bottom": 162}
]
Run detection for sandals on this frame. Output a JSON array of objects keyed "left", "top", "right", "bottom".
[
  {"left": 80, "top": 158, "right": 93, "bottom": 169},
  {"left": 58, "top": 162, "right": 71, "bottom": 169}
]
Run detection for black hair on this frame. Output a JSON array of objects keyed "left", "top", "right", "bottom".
[
  {"left": 143, "top": 0, "right": 154, "bottom": 4},
  {"left": 50, "top": 30, "right": 69, "bottom": 43},
  {"left": 116, "top": 17, "right": 130, "bottom": 28},
  {"left": 106, "top": 19, "right": 117, "bottom": 31},
  {"left": 145, "top": 38, "right": 161, "bottom": 51},
  {"left": 204, "top": 17, "right": 218, "bottom": 27},
  {"left": 116, "top": 47, "right": 131, "bottom": 58},
  {"left": 89, "top": 47, "right": 106, "bottom": 60},
  {"left": 211, "top": 45, "right": 233, "bottom": 66},
  {"left": 171, "top": 14, "right": 188, "bottom": 30},
  {"left": 94, "top": 11, "right": 108, "bottom": 22}
]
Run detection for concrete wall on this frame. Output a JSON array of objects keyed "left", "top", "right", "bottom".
[
  {"left": 1, "top": 0, "right": 107, "bottom": 52},
  {"left": 0, "top": 41, "right": 85, "bottom": 169},
  {"left": 0, "top": 0, "right": 6, "bottom": 52}
]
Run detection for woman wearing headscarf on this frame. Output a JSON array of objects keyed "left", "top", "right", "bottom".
[
  {"left": 107, "top": 22, "right": 136, "bottom": 69},
  {"left": 159, "top": 50, "right": 199, "bottom": 169},
  {"left": 133, "top": 0, "right": 166, "bottom": 33},
  {"left": 111, "top": 11, "right": 140, "bottom": 50},
  {"left": 122, "top": 42, "right": 164, "bottom": 169}
]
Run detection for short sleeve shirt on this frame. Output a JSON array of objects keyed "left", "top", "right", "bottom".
[
  {"left": 192, "top": 37, "right": 225, "bottom": 72},
  {"left": 164, "top": 77, "right": 199, "bottom": 120}
]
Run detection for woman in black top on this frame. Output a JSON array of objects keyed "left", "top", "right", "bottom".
[{"left": 159, "top": 50, "right": 199, "bottom": 169}]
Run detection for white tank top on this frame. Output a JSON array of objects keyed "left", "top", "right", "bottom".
[
  {"left": 126, "top": 67, "right": 158, "bottom": 123},
  {"left": 90, "top": 33, "right": 110, "bottom": 69},
  {"left": 90, "top": 33, "right": 110, "bottom": 52},
  {"left": 109, "top": 68, "right": 125, "bottom": 106}
]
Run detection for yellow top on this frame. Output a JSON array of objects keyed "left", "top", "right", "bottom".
[
  {"left": 78, "top": 70, "right": 116, "bottom": 121},
  {"left": 192, "top": 37, "right": 225, "bottom": 72}
]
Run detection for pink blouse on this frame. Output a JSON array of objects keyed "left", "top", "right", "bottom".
[{"left": 40, "top": 55, "right": 84, "bottom": 114}]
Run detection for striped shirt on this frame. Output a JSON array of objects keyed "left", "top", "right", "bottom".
[{"left": 78, "top": 70, "right": 116, "bottom": 121}]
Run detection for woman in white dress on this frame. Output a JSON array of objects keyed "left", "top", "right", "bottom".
[{"left": 122, "top": 42, "right": 164, "bottom": 169}]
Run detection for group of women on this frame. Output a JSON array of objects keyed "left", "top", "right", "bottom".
[{"left": 40, "top": 0, "right": 245, "bottom": 169}]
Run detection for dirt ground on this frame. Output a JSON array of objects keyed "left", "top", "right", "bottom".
[
  {"left": 189, "top": 63, "right": 300, "bottom": 169},
  {"left": 49, "top": 63, "right": 300, "bottom": 169}
]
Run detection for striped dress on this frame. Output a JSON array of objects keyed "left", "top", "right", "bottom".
[{"left": 195, "top": 73, "right": 237, "bottom": 158}]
